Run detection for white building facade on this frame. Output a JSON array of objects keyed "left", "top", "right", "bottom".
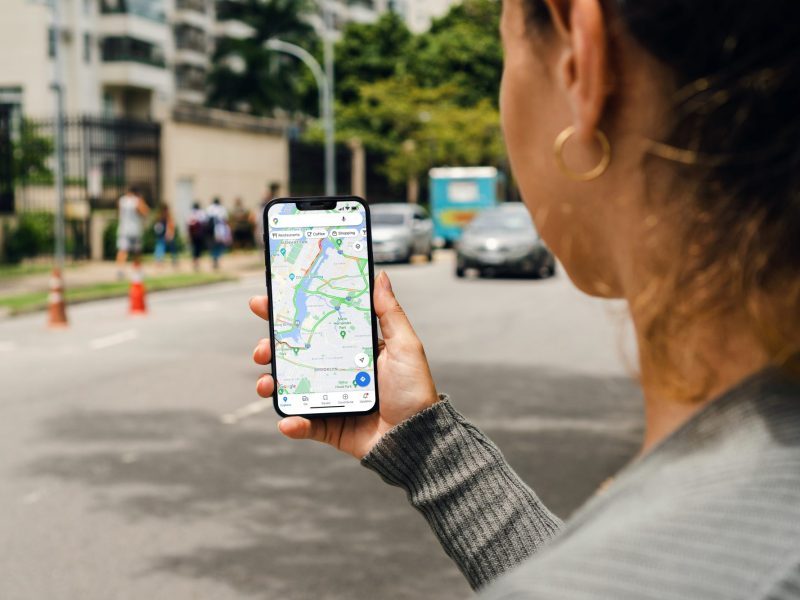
[{"left": 0, "top": 0, "right": 223, "bottom": 120}]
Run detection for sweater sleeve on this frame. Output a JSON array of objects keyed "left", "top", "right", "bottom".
[{"left": 361, "top": 397, "right": 563, "bottom": 590}]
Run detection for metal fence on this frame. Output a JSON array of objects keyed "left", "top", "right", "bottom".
[
  {"left": 14, "top": 115, "right": 161, "bottom": 213},
  {"left": 289, "top": 139, "right": 406, "bottom": 203},
  {"left": 0, "top": 113, "right": 161, "bottom": 259},
  {"left": 0, "top": 104, "right": 13, "bottom": 214}
]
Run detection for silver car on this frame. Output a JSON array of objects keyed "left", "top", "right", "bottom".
[
  {"left": 456, "top": 204, "right": 556, "bottom": 278},
  {"left": 370, "top": 203, "right": 434, "bottom": 263}
]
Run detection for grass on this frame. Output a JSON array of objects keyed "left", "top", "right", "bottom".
[
  {"left": 0, "top": 263, "right": 60, "bottom": 280},
  {"left": 0, "top": 271, "right": 234, "bottom": 316}
]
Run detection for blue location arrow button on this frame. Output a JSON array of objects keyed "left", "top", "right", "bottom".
[{"left": 355, "top": 372, "right": 371, "bottom": 387}]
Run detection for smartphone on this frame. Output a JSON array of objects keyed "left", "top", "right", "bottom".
[{"left": 263, "top": 196, "right": 380, "bottom": 418}]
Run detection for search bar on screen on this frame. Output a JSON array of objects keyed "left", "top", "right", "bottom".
[{"left": 272, "top": 213, "right": 364, "bottom": 228}]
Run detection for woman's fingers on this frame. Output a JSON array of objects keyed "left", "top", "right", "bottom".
[
  {"left": 278, "top": 417, "right": 322, "bottom": 440},
  {"left": 373, "top": 272, "right": 418, "bottom": 346},
  {"left": 256, "top": 373, "right": 274, "bottom": 398},
  {"left": 278, "top": 417, "right": 346, "bottom": 448},
  {"left": 253, "top": 338, "right": 271, "bottom": 365},
  {"left": 249, "top": 296, "right": 269, "bottom": 321}
]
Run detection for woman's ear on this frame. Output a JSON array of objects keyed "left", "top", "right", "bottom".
[{"left": 546, "top": 0, "right": 610, "bottom": 142}]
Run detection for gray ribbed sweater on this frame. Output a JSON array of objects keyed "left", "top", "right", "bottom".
[{"left": 362, "top": 369, "right": 800, "bottom": 599}]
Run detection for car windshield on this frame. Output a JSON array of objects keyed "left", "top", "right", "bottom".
[
  {"left": 468, "top": 210, "right": 535, "bottom": 234},
  {"left": 372, "top": 213, "right": 407, "bottom": 226}
]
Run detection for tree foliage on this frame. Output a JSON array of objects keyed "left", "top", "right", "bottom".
[
  {"left": 309, "top": 77, "right": 504, "bottom": 184},
  {"left": 325, "top": 0, "right": 505, "bottom": 184},
  {"left": 407, "top": 0, "right": 503, "bottom": 107},
  {"left": 208, "top": 0, "right": 318, "bottom": 115},
  {"left": 13, "top": 119, "right": 53, "bottom": 183},
  {"left": 209, "top": 0, "right": 505, "bottom": 184},
  {"left": 334, "top": 12, "right": 412, "bottom": 104}
]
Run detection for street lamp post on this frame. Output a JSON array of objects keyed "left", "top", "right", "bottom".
[
  {"left": 266, "top": 30, "right": 336, "bottom": 196},
  {"left": 38, "top": 0, "right": 67, "bottom": 271}
]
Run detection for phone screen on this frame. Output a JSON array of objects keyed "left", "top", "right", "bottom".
[{"left": 266, "top": 199, "right": 378, "bottom": 416}]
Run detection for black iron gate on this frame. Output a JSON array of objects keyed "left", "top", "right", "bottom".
[{"left": 0, "top": 104, "right": 13, "bottom": 214}]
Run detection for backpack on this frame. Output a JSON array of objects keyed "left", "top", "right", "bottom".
[{"left": 189, "top": 216, "right": 205, "bottom": 238}]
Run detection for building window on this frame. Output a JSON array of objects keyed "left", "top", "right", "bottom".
[
  {"left": 48, "top": 27, "right": 56, "bottom": 58},
  {"left": 174, "top": 24, "right": 207, "bottom": 54},
  {"left": 100, "top": 36, "right": 166, "bottom": 67},
  {"left": 100, "top": 0, "right": 166, "bottom": 23},
  {"left": 176, "top": 0, "right": 206, "bottom": 14},
  {"left": 175, "top": 64, "right": 206, "bottom": 94},
  {"left": 84, "top": 33, "right": 92, "bottom": 63}
]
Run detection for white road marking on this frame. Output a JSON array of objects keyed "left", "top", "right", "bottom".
[
  {"left": 90, "top": 329, "right": 139, "bottom": 350},
  {"left": 0, "top": 341, "right": 16, "bottom": 352},
  {"left": 221, "top": 398, "right": 272, "bottom": 425}
]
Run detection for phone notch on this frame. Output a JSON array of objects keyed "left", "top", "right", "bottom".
[{"left": 297, "top": 199, "right": 337, "bottom": 211}]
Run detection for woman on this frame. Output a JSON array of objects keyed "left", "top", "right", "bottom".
[
  {"left": 250, "top": 0, "right": 800, "bottom": 597},
  {"left": 115, "top": 186, "right": 149, "bottom": 278},
  {"left": 153, "top": 204, "right": 178, "bottom": 267}
]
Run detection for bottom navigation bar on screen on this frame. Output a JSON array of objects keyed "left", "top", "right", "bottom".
[{"left": 279, "top": 391, "right": 373, "bottom": 409}]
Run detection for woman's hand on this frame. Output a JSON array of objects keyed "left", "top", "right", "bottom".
[{"left": 250, "top": 271, "right": 440, "bottom": 460}]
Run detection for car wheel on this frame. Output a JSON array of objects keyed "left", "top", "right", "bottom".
[{"left": 456, "top": 266, "right": 466, "bottom": 278}]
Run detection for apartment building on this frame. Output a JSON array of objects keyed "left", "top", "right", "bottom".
[{"left": 0, "top": 0, "right": 225, "bottom": 120}]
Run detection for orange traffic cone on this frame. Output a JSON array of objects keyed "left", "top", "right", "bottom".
[
  {"left": 47, "top": 269, "right": 69, "bottom": 328},
  {"left": 128, "top": 260, "right": 147, "bottom": 315}
]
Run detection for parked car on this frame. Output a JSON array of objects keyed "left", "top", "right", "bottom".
[
  {"left": 455, "top": 204, "right": 556, "bottom": 278},
  {"left": 370, "top": 203, "right": 434, "bottom": 263}
]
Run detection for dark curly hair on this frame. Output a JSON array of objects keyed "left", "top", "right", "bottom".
[{"left": 525, "top": 0, "right": 800, "bottom": 399}]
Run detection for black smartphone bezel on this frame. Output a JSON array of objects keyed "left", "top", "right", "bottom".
[{"left": 263, "top": 195, "right": 380, "bottom": 419}]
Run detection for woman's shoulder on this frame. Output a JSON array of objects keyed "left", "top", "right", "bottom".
[{"left": 478, "top": 369, "right": 800, "bottom": 600}]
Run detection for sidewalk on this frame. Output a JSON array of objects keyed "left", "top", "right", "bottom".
[{"left": 0, "top": 251, "right": 264, "bottom": 297}]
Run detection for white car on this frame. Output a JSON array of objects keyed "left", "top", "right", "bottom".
[{"left": 370, "top": 204, "right": 434, "bottom": 263}]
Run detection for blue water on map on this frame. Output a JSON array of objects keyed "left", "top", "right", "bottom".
[{"left": 281, "top": 238, "right": 337, "bottom": 346}]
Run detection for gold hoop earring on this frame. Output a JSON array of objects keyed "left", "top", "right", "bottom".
[{"left": 553, "top": 125, "right": 612, "bottom": 182}]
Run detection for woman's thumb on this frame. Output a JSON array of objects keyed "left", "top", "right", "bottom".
[{"left": 374, "top": 271, "right": 415, "bottom": 342}]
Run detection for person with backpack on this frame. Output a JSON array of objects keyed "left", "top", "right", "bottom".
[
  {"left": 187, "top": 202, "right": 208, "bottom": 272},
  {"left": 206, "top": 197, "right": 231, "bottom": 271}
]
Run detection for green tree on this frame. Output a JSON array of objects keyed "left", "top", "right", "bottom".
[
  {"left": 314, "top": 77, "right": 504, "bottom": 185},
  {"left": 407, "top": 0, "right": 503, "bottom": 106},
  {"left": 334, "top": 12, "right": 412, "bottom": 104},
  {"left": 208, "top": 0, "right": 318, "bottom": 116},
  {"left": 13, "top": 119, "right": 53, "bottom": 183}
]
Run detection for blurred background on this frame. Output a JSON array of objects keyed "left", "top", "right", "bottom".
[{"left": 0, "top": 1, "right": 642, "bottom": 598}]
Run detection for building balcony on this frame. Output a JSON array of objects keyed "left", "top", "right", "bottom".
[
  {"left": 99, "top": 11, "right": 169, "bottom": 47},
  {"left": 100, "top": 37, "right": 170, "bottom": 92},
  {"left": 174, "top": 48, "right": 208, "bottom": 67},
  {"left": 174, "top": 24, "right": 208, "bottom": 55},
  {"left": 176, "top": 0, "right": 208, "bottom": 13},
  {"left": 100, "top": 0, "right": 166, "bottom": 23},
  {"left": 101, "top": 36, "right": 167, "bottom": 68}
]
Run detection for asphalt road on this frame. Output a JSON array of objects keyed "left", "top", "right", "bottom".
[{"left": 0, "top": 253, "right": 643, "bottom": 600}]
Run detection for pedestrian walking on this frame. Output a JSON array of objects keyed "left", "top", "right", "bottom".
[
  {"left": 153, "top": 204, "right": 178, "bottom": 267},
  {"left": 187, "top": 202, "right": 207, "bottom": 272},
  {"left": 250, "top": 1, "right": 800, "bottom": 599},
  {"left": 115, "top": 186, "right": 149, "bottom": 279},
  {"left": 230, "top": 197, "right": 254, "bottom": 249},
  {"left": 206, "top": 197, "right": 231, "bottom": 270}
]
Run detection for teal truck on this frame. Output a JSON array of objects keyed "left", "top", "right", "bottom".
[{"left": 429, "top": 167, "right": 503, "bottom": 245}]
